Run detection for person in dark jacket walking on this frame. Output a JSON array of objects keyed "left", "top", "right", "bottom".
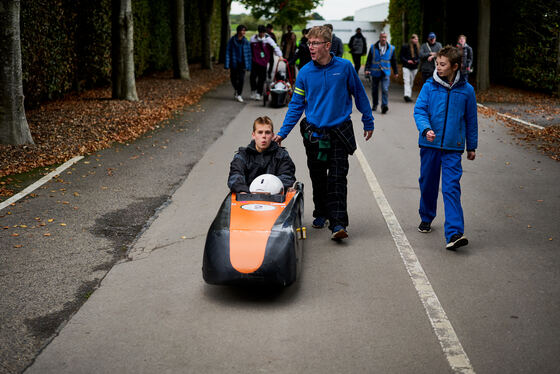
[
  {"left": 266, "top": 24, "right": 277, "bottom": 79},
  {"left": 365, "top": 32, "right": 398, "bottom": 114},
  {"left": 325, "top": 24, "right": 344, "bottom": 57},
  {"left": 228, "top": 116, "right": 296, "bottom": 194},
  {"left": 419, "top": 32, "right": 442, "bottom": 83},
  {"left": 456, "top": 35, "right": 473, "bottom": 80},
  {"left": 225, "top": 25, "right": 252, "bottom": 103},
  {"left": 289, "top": 28, "right": 311, "bottom": 70},
  {"left": 413, "top": 45, "right": 478, "bottom": 250},
  {"left": 400, "top": 33, "right": 420, "bottom": 102},
  {"left": 348, "top": 28, "right": 367, "bottom": 72}
]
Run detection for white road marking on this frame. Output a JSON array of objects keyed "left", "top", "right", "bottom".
[
  {"left": 477, "top": 103, "right": 545, "bottom": 130},
  {"left": 0, "top": 156, "right": 84, "bottom": 212},
  {"left": 355, "top": 146, "right": 475, "bottom": 374}
]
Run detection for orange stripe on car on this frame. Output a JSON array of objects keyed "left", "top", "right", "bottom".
[{"left": 229, "top": 191, "right": 295, "bottom": 273}]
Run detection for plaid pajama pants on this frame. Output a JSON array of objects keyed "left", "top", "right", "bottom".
[{"left": 302, "top": 129, "right": 350, "bottom": 230}]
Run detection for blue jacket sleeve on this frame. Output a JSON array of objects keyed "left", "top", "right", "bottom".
[
  {"left": 348, "top": 64, "right": 374, "bottom": 131},
  {"left": 413, "top": 83, "right": 432, "bottom": 135},
  {"left": 225, "top": 39, "right": 231, "bottom": 69},
  {"left": 244, "top": 42, "right": 252, "bottom": 71},
  {"left": 465, "top": 86, "right": 478, "bottom": 150},
  {"left": 278, "top": 74, "right": 306, "bottom": 139}
]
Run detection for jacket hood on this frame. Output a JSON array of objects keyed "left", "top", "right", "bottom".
[
  {"left": 432, "top": 70, "right": 466, "bottom": 89},
  {"left": 250, "top": 34, "right": 269, "bottom": 42}
]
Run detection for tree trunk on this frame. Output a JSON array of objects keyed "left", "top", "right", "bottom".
[
  {"left": 557, "top": 29, "right": 560, "bottom": 97},
  {"left": 0, "top": 0, "right": 34, "bottom": 145},
  {"left": 401, "top": 11, "right": 406, "bottom": 43},
  {"left": 218, "top": 0, "right": 231, "bottom": 64},
  {"left": 111, "top": 0, "right": 138, "bottom": 100},
  {"left": 199, "top": 0, "right": 215, "bottom": 70},
  {"left": 171, "top": 0, "right": 190, "bottom": 79},
  {"left": 476, "top": 0, "right": 491, "bottom": 91}
]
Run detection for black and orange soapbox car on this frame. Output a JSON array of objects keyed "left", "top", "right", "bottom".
[{"left": 202, "top": 182, "right": 305, "bottom": 287}]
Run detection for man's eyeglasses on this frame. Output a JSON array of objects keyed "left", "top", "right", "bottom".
[{"left": 307, "top": 41, "right": 328, "bottom": 48}]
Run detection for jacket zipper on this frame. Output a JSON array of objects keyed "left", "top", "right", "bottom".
[{"left": 440, "top": 88, "right": 451, "bottom": 148}]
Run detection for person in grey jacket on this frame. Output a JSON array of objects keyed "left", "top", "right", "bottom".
[
  {"left": 457, "top": 34, "right": 473, "bottom": 79},
  {"left": 419, "top": 32, "right": 442, "bottom": 83},
  {"left": 348, "top": 28, "right": 367, "bottom": 72},
  {"left": 325, "top": 24, "right": 344, "bottom": 57}
]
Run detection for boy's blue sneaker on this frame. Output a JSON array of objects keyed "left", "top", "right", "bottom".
[
  {"left": 331, "top": 225, "right": 348, "bottom": 240},
  {"left": 446, "top": 234, "right": 468, "bottom": 250},
  {"left": 312, "top": 216, "right": 328, "bottom": 229}
]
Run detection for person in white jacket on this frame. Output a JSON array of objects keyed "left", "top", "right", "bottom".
[{"left": 250, "top": 25, "right": 282, "bottom": 100}]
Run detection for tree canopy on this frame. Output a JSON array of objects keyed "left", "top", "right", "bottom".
[{"left": 238, "top": 0, "right": 323, "bottom": 27}]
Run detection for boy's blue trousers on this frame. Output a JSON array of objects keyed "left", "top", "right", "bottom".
[{"left": 418, "top": 147, "right": 464, "bottom": 242}]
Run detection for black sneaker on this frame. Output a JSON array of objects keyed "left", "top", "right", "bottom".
[
  {"left": 404, "top": 96, "right": 412, "bottom": 102},
  {"left": 372, "top": 105, "right": 377, "bottom": 112},
  {"left": 418, "top": 221, "right": 431, "bottom": 233},
  {"left": 446, "top": 234, "right": 468, "bottom": 250},
  {"left": 381, "top": 105, "right": 388, "bottom": 114},
  {"left": 312, "top": 216, "right": 328, "bottom": 229}
]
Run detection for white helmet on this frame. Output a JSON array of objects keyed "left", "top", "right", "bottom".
[{"left": 249, "top": 174, "right": 284, "bottom": 195}]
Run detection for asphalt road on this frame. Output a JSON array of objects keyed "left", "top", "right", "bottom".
[
  {"left": 0, "top": 83, "right": 245, "bottom": 374},
  {"left": 2, "top": 80, "right": 560, "bottom": 373}
]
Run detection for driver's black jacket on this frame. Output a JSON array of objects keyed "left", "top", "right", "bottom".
[{"left": 227, "top": 140, "right": 296, "bottom": 193}]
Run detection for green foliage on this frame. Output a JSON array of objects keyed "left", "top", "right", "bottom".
[
  {"left": 388, "top": 0, "right": 422, "bottom": 57},
  {"left": 230, "top": 13, "right": 262, "bottom": 30},
  {"left": 185, "top": 0, "right": 222, "bottom": 63},
  {"left": 21, "top": 0, "right": 78, "bottom": 105},
  {"left": 19, "top": 0, "right": 223, "bottom": 106},
  {"left": 342, "top": 16, "right": 354, "bottom": 21},
  {"left": 310, "top": 12, "right": 324, "bottom": 20},
  {"left": 239, "top": 0, "right": 323, "bottom": 28},
  {"left": 75, "top": 0, "right": 112, "bottom": 90},
  {"left": 506, "top": 0, "right": 559, "bottom": 93}
]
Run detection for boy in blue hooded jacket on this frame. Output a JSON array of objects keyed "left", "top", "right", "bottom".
[{"left": 413, "top": 45, "right": 478, "bottom": 250}]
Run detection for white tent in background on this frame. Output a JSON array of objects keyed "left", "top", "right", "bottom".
[{"left": 306, "top": 2, "right": 391, "bottom": 46}]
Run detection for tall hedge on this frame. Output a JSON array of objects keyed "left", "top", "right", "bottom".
[
  {"left": 492, "top": 0, "right": 559, "bottom": 93},
  {"left": 388, "top": 0, "right": 422, "bottom": 57},
  {"left": 388, "top": 0, "right": 560, "bottom": 93},
  {"left": 21, "top": 0, "right": 79, "bottom": 105},
  {"left": 20, "top": 0, "right": 220, "bottom": 107},
  {"left": 185, "top": 0, "right": 222, "bottom": 63}
]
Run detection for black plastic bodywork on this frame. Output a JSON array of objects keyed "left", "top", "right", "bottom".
[{"left": 202, "top": 183, "right": 304, "bottom": 287}]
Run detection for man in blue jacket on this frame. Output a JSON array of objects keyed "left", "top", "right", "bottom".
[
  {"left": 273, "top": 25, "right": 374, "bottom": 241},
  {"left": 225, "top": 25, "right": 252, "bottom": 103},
  {"left": 413, "top": 45, "right": 478, "bottom": 250},
  {"left": 365, "top": 32, "right": 398, "bottom": 114}
]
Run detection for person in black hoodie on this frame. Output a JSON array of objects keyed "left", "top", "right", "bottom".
[
  {"left": 400, "top": 33, "right": 420, "bottom": 102},
  {"left": 348, "top": 28, "right": 367, "bottom": 72},
  {"left": 228, "top": 116, "right": 296, "bottom": 194}
]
